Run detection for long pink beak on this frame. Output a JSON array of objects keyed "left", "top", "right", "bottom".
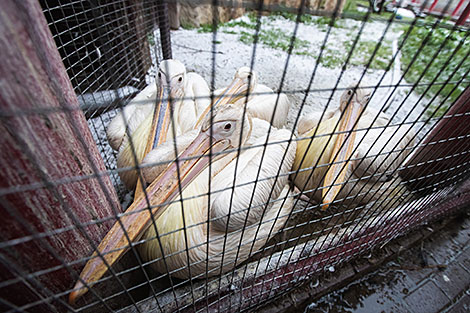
[
  {"left": 321, "top": 97, "right": 364, "bottom": 210},
  {"left": 69, "top": 129, "right": 229, "bottom": 303},
  {"left": 134, "top": 86, "right": 172, "bottom": 199}
]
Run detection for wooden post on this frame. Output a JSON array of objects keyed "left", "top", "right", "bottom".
[{"left": 0, "top": 0, "right": 124, "bottom": 311}]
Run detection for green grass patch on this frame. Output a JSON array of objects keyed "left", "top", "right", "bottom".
[
  {"left": 147, "top": 33, "right": 155, "bottom": 45},
  {"left": 351, "top": 40, "right": 393, "bottom": 70},
  {"left": 311, "top": 16, "right": 346, "bottom": 29},
  {"left": 321, "top": 47, "right": 347, "bottom": 68},
  {"left": 239, "top": 28, "right": 312, "bottom": 55},
  {"left": 319, "top": 39, "right": 392, "bottom": 70},
  {"left": 400, "top": 20, "right": 470, "bottom": 117},
  {"left": 197, "top": 23, "right": 217, "bottom": 33},
  {"left": 196, "top": 12, "right": 312, "bottom": 56},
  {"left": 181, "top": 21, "right": 196, "bottom": 30},
  {"left": 193, "top": 10, "right": 394, "bottom": 70},
  {"left": 268, "top": 10, "right": 316, "bottom": 24}
]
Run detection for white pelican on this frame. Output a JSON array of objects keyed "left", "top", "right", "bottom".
[
  {"left": 214, "top": 70, "right": 291, "bottom": 129},
  {"left": 107, "top": 59, "right": 212, "bottom": 191},
  {"left": 69, "top": 99, "right": 296, "bottom": 303},
  {"left": 293, "top": 85, "right": 415, "bottom": 210}
]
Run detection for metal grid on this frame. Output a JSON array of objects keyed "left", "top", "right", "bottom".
[{"left": 1, "top": 0, "right": 470, "bottom": 312}]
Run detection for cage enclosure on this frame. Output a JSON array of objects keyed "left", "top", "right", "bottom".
[{"left": 0, "top": 0, "right": 470, "bottom": 312}]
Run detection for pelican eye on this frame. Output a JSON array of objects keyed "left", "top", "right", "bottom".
[
  {"left": 224, "top": 123, "right": 232, "bottom": 130},
  {"left": 158, "top": 72, "right": 162, "bottom": 78},
  {"left": 347, "top": 90, "right": 352, "bottom": 95},
  {"left": 178, "top": 76, "right": 183, "bottom": 82},
  {"left": 247, "top": 74, "right": 252, "bottom": 80}
]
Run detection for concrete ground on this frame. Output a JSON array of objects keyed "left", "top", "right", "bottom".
[
  {"left": 255, "top": 209, "right": 470, "bottom": 313},
  {"left": 301, "top": 210, "right": 470, "bottom": 313},
  {"left": 302, "top": 210, "right": 470, "bottom": 312}
]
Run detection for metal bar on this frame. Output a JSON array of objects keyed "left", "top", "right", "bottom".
[
  {"left": 428, "top": 0, "right": 439, "bottom": 12},
  {"left": 451, "top": 0, "right": 465, "bottom": 16},
  {"left": 456, "top": 0, "right": 470, "bottom": 25},
  {"left": 157, "top": 0, "right": 172, "bottom": 59}
]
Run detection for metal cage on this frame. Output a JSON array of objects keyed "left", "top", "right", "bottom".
[{"left": 0, "top": 0, "right": 469, "bottom": 312}]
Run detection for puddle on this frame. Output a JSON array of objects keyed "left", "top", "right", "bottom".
[
  {"left": 303, "top": 267, "right": 410, "bottom": 312},
  {"left": 301, "top": 213, "right": 470, "bottom": 313}
]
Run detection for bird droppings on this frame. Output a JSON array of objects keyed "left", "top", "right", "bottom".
[
  {"left": 442, "top": 274, "right": 450, "bottom": 282},
  {"left": 310, "top": 279, "right": 320, "bottom": 288},
  {"left": 230, "top": 283, "right": 240, "bottom": 291}
]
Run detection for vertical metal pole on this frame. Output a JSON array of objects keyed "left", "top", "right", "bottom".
[
  {"left": 0, "top": 0, "right": 121, "bottom": 311},
  {"left": 451, "top": 0, "right": 465, "bottom": 16},
  {"left": 428, "top": 0, "right": 439, "bottom": 13},
  {"left": 158, "top": 0, "right": 173, "bottom": 60},
  {"left": 456, "top": 0, "right": 470, "bottom": 25}
]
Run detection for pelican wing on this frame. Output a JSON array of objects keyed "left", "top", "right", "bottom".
[
  {"left": 107, "top": 83, "right": 157, "bottom": 151},
  {"left": 187, "top": 72, "right": 211, "bottom": 119},
  {"left": 244, "top": 84, "right": 290, "bottom": 128},
  {"left": 210, "top": 120, "right": 296, "bottom": 232},
  {"left": 116, "top": 112, "right": 154, "bottom": 189},
  {"left": 352, "top": 117, "right": 416, "bottom": 183}
]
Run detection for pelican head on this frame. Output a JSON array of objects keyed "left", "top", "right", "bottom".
[
  {"left": 321, "top": 84, "right": 370, "bottom": 210},
  {"left": 149, "top": 59, "right": 188, "bottom": 150},
  {"left": 195, "top": 67, "right": 257, "bottom": 128},
  {"left": 69, "top": 101, "right": 251, "bottom": 304},
  {"left": 339, "top": 85, "right": 371, "bottom": 112},
  {"left": 201, "top": 102, "right": 252, "bottom": 146},
  {"left": 229, "top": 67, "right": 258, "bottom": 103},
  {"left": 158, "top": 59, "right": 187, "bottom": 99}
]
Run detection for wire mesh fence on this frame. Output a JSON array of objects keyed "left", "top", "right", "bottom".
[{"left": 1, "top": 0, "right": 470, "bottom": 312}]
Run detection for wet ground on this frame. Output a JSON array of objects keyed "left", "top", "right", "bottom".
[{"left": 302, "top": 211, "right": 470, "bottom": 313}]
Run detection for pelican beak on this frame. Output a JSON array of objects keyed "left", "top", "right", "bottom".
[
  {"left": 321, "top": 96, "right": 365, "bottom": 210},
  {"left": 134, "top": 86, "right": 173, "bottom": 199},
  {"left": 195, "top": 74, "right": 254, "bottom": 128},
  {"left": 150, "top": 86, "right": 172, "bottom": 149},
  {"left": 69, "top": 128, "right": 230, "bottom": 304}
]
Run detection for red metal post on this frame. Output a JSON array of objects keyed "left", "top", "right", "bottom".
[
  {"left": 400, "top": 87, "right": 470, "bottom": 194},
  {"left": 451, "top": 0, "right": 465, "bottom": 16},
  {"left": 0, "top": 0, "right": 123, "bottom": 311},
  {"left": 428, "top": 0, "right": 439, "bottom": 12},
  {"left": 456, "top": 0, "right": 470, "bottom": 25}
]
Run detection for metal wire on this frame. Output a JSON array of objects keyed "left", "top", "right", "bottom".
[{"left": 1, "top": 0, "right": 469, "bottom": 312}]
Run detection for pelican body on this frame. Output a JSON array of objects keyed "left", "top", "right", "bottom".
[
  {"left": 107, "top": 59, "right": 212, "bottom": 191},
  {"left": 139, "top": 114, "right": 295, "bottom": 278},
  {"left": 70, "top": 82, "right": 296, "bottom": 303},
  {"left": 293, "top": 86, "right": 415, "bottom": 209}
]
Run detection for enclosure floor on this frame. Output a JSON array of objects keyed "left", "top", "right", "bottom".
[{"left": 256, "top": 209, "right": 470, "bottom": 313}]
